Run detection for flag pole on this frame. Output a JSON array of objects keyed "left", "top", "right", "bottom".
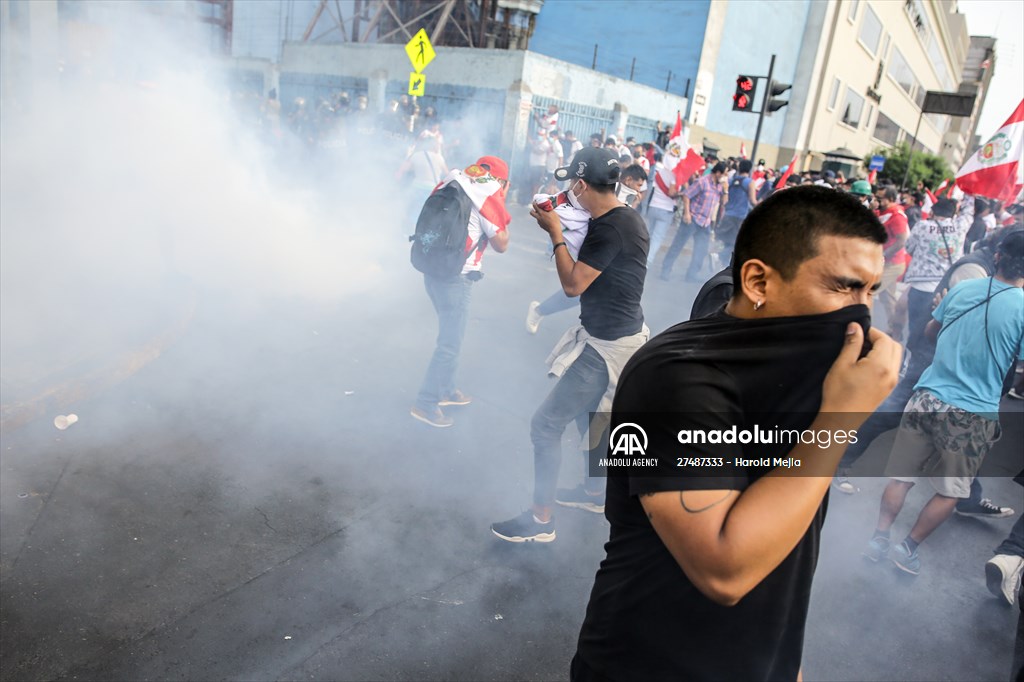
[{"left": 901, "top": 108, "right": 924, "bottom": 191}]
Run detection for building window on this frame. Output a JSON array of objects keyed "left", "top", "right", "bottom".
[
  {"left": 827, "top": 77, "right": 841, "bottom": 111},
  {"left": 858, "top": 4, "right": 883, "bottom": 55},
  {"left": 841, "top": 88, "right": 865, "bottom": 128},
  {"left": 888, "top": 47, "right": 921, "bottom": 101},
  {"left": 848, "top": 0, "right": 860, "bottom": 22},
  {"left": 873, "top": 112, "right": 900, "bottom": 146},
  {"left": 880, "top": 32, "right": 890, "bottom": 61}
]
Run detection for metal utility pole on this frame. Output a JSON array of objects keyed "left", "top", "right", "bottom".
[
  {"left": 750, "top": 53, "right": 775, "bottom": 165},
  {"left": 592, "top": 44, "right": 598, "bottom": 69},
  {"left": 629, "top": 57, "right": 636, "bottom": 81},
  {"left": 901, "top": 110, "right": 924, "bottom": 191}
]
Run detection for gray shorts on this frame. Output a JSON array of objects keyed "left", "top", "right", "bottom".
[{"left": 885, "top": 389, "right": 1000, "bottom": 498}]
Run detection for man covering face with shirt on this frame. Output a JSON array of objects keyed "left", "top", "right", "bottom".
[{"left": 571, "top": 185, "right": 903, "bottom": 682}]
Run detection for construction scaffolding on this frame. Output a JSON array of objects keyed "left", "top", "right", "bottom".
[{"left": 300, "top": 0, "right": 541, "bottom": 50}]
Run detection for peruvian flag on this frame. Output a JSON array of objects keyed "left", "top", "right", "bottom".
[
  {"left": 955, "top": 99, "right": 1024, "bottom": 203},
  {"left": 663, "top": 112, "right": 705, "bottom": 186},
  {"left": 437, "top": 166, "right": 511, "bottom": 229},
  {"left": 739, "top": 142, "right": 748, "bottom": 159},
  {"left": 775, "top": 152, "right": 799, "bottom": 189},
  {"left": 867, "top": 169, "right": 877, "bottom": 184}
]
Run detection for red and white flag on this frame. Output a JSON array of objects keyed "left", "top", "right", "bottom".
[
  {"left": 955, "top": 99, "right": 1024, "bottom": 203},
  {"left": 775, "top": 153, "right": 799, "bottom": 189},
  {"left": 739, "top": 142, "right": 748, "bottom": 159},
  {"left": 437, "top": 166, "right": 511, "bottom": 229},
  {"left": 663, "top": 111, "right": 705, "bottom": 186},
  {"left": 867, "top": 169, "right": 877, "bottom": 185}
]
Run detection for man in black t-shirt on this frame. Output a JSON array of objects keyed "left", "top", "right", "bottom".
[
  {"left": 572, "top": 186, "right": 903, "bottom": 681},
  {"left": 492, "top": 147, "right": 650, "bottom": 543}
]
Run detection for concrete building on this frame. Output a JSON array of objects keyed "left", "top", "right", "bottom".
[{"left": 940, "top": 34, "right": 995, "bottom": 169}]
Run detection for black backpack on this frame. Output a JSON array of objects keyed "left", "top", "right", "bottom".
[
  {"left": 409, "top": 182, "right": 475, "bottom": 278},
  {"left": 690, "top": 266, "right": 733, "bottom": 320}
]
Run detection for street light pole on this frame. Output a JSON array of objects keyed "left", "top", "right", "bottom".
[
  {"left": 900, "top": 108, "right": 924, "bottom": 191},
  {"left": 750, "top": 53, "right": 775, "bottom": 165}
]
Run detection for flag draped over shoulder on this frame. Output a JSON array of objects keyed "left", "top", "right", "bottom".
[
  {"left": 662, "top": 112, "right": 705, "bottom": 187},
  {"left": 437, "top": 166, "right": 511, "bottom": 228},
  {"left": 955, "top": 99, "right": 1024, "bottom": 203}
]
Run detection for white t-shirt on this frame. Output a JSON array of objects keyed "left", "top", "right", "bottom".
[
  {"left": 546, "top": 140, "right": 563, "bottom": 173},
  {"left": 529, "top": 135, "right": 550, "bottom": 167},
  {"left": 648, "top": 166, "right": 677, "bottom": 212},
  {"left": 463, "top": 209, "right": 503, "bottom": 274},
  {"left": 538, "top": 112, "right": 559, "bottom": 134},
  {"left": 408, "top": 150, "right": 446, "bottom": 190}
]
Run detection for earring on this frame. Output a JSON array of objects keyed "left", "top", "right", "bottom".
[{"left": 754, "top": 300, "right": 764, "bottom": 311}]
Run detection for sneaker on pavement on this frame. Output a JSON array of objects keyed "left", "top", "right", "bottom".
[
  {"left": 526, "top": 301, "right": 543, "bottom": 334},
  {"left": 491, "top": 510, "right": 556, "bottom": 543},
  {"left": 833, "top": 475, "right": 858, "bottom": 494},
  {"left": 410, "top": 405, "right": 454, "bottom": 428},
  {"left": 891, "top": 541, "right": 921, "bottom": 575},
  {"left": 986, "top": 554, "right": 1024, "bottom": 606},
  {"left": 1007, "top": 388, "right": 1024, "bottom": 400},
  {"left": 438, "top": 390, "right": 472, "bottom": 407},
  {"left": 556, "top": 485, "right": 605, "bottom": 514},
  {"left": 863, "top": 536, "right": 890, "bottom": 563},
  {"left": 955, "top": 498, "right": 1015, "bottom": 519}
]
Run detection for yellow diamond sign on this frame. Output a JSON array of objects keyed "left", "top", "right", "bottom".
[
  {"left": 405, "top": 28, "right": 435, "bottom": 73},
  {"left": 408, "top": 72, "right": 426, "bottom": 97}
]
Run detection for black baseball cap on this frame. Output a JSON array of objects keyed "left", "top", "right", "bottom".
[{"left": 553, "top": 147, "right": 621, "bottom": 185}]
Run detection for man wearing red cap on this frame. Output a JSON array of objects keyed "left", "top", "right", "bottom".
[{"left": 411, "top": 156, "right": 512, "bottom": 428}]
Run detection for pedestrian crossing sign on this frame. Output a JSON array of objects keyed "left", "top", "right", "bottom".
[
  {"left": 408, "top": 72, "right": 426, "bottom": 97},
  {"left": 405, "top": 28, "right": 435, "bottom": 73}
]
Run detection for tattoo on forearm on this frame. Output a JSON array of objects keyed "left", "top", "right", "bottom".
[{"left": 679, "top": 490, "right": 735, "bottom": 514}]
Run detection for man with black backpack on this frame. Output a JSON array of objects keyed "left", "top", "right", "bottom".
[{"left": 409, "top": 156, "right": 511, "bottom": 428}]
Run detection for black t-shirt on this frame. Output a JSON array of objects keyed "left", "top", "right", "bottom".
[
  {"left": 576, "top": 206, "right": 649, "bottom": 340},
  {"left": 576, "top": 305, "right": 873, "bottom": 682}
]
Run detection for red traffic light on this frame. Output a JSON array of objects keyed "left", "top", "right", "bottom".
[{"left": 732, "top": 75, "right": 757, "bottom": 112}]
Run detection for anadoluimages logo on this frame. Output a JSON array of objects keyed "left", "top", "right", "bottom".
[{"left": 610, "top": 422, "right": 648, "bottom": 456}]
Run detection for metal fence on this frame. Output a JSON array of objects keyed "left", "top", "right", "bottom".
[
  {"left": 624, "top": 115, "right": 662, "bottom": 145},
  {"left": 531, "top": 95, "right": 615, "bottom": 141}
]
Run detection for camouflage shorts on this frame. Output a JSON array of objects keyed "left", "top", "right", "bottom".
[{"left": 885, "top": 389, "right": 1001, "bottom": 498}]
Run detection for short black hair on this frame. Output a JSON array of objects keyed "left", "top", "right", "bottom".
[
  {"left": 587, "top": 182, "right": 617, "bottom": 194},
  {"left": 996, "top": 230, "right": 1024, "bottom": 279},
  {"left": 731, "top": 185, "right": 886, "bottom": 288},
  {"left": 712, "top": 161, "right": 727, "bottom": 174},
  {"left": 621, "top": 164, "right": 648, "bottom": 183},
  {"left": 933, "top": 198, "right": 957, "bottom": 217},
  {"left": 880, "top": 186, "right": 899, "bottom": 202},
  {"left": 738, "top": 159, "right": 753, "bottom": 174},
  {"left": 619, "top": 153, "right": 634, "bottom": 165}
]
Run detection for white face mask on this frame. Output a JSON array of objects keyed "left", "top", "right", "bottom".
[
  {"left": 567, "top": 180, "right": 585, "bottom": 210},
  {"left": 617, "top": 183, "right": 639, "bottom": 206}
]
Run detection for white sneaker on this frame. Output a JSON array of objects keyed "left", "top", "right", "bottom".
[
  {"left": 526, "top": 301, "right": 543, "bottom": 334},
  {"left": 985, "top": 554, "right": 1024, "bottom": 605}
]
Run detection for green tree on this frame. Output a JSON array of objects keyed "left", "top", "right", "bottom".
[{"left": 864, "top": 143, "right": 953, "bottom": 190}]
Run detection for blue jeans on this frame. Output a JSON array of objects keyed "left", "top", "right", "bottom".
[
  {"left": 538, "top": 288, "right": 580, "bottom": 316},
  {"left": 532, "top": 345, "right": 609, "bottom": 508},
  {"left": 661, "top": 220, "right": 711, "bottom": 279},
  {"left": 416, "top": 274, "right": 473, "bottom": 409},
  {"left": 716, "top": 215, "right": 743, "bottom": 264},
  {"left": 646, "top": 206, "right": 676, "bottom": 266}
]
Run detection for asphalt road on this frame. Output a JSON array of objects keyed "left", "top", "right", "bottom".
[{"left": 1, "top": 202, "right": 1022, "bottom": 681}]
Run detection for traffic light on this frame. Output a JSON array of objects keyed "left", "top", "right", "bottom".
[
  {"left": 766, "top": 80, "right": 792, "bottom": 115},
  {"left": 732, "top": 75, "right": 756, "bottom": 112}
]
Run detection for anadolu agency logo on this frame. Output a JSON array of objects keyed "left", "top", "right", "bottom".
[
  {"left": 977, "top": 132, "right": 1011, "bottom": 166},
  {"left": 609, "top": 422, "right": 648, "bottom": 456}
]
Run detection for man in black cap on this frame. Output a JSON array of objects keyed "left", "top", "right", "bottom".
[{"left": 491, "top": 147, "right": 650, "bottom": 542}]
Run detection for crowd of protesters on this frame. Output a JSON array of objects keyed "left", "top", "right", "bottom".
[{"left": 222, "top": 87, "right": 1024, "bottom": 678}]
